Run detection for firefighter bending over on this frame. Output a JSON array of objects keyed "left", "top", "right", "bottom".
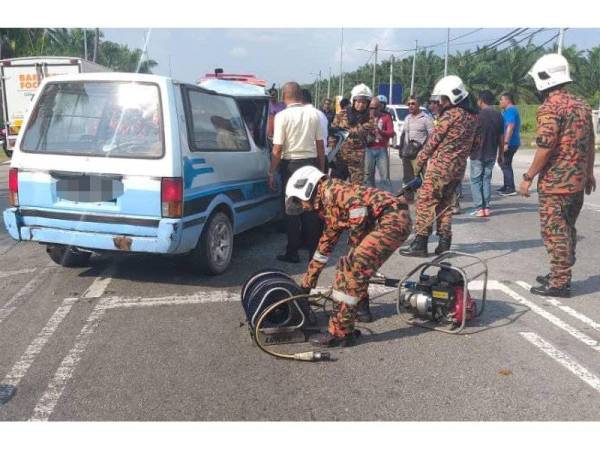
[{"left": 285, "top": 166, "right": 412, "bottom": 347}]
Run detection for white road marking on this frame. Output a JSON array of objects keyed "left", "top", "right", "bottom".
[
  {"left": 0, "top": 298, "right": 78, "bottom": 405},
  {"left": 0, "top": 265, "right": 54, "bottom": 325},
  {"left": 82, "top": 268, "right": 115, "bottom": 299},
  {"left": 0, "top": 268, "right": 37, "bottom": 279},
  {"left": 516, "top": 281, "right": 600, "bottom": 334},
  {"left": 29, "top": 298, "right": 109, "bottom": 422},
  {"left": 496, "top": 281, "right": 600, "bottom": 352},
  {"left": 520, "top": 332, "right": 600, "bottom": 394}
]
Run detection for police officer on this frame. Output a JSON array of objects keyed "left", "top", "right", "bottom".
[
  {"left": 519, "top": 53, "right": 596, "bottom": 298},
  {"left": 331, "top": 83, "right": 376, "bottom": 184},
  {"left": 401, "top": 75, "right": 480, "bottom": 257},
  {"left": 285, "top": 166, "right": 412, "bottom": 347}
]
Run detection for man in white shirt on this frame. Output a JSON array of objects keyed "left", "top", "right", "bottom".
[{"left": 269, "top": 82, "right": 325, "bottom": 263}]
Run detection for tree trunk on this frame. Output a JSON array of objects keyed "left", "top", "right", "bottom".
[{"left": 93, "top": 28, "right": 99, "bottom": 62}]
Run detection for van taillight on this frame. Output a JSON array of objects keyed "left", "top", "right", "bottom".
[
  {"left": 8, "top": 168, "right": 19, "bottom": 207},
  {"left": 161, "top": 177, "right": 183, "bottom": 218}
]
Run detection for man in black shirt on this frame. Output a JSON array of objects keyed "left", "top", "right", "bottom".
[
  {"left": 321, "top": 98, "right": 336, "bottom": 127},
  {"left": 469, "top": 90, "right": 504, "bottom": 217}
]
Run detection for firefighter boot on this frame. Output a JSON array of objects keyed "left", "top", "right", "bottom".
[
  {"left": 434, "top": 235, "right": 452, "bottom": 255},
  {"left": 310, "top": 330, "right": 362, "bottom": 348},
  {"left": 356, "top": 298, "right": 373, "bottom": 323},
  {"left": 399, "top": 235, "right": 428, "bottom": 257}
]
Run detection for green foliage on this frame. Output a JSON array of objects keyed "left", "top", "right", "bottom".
[
  {"left": 0, "top": 28, "right": 157, "bottom": 73},
  {"left": 315, "top": 41, "right": 600, "bottom": 108}
]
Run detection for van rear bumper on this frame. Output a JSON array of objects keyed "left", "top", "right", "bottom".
[{"left": 3, "top": 207, "right": 188, "bottom": 254}]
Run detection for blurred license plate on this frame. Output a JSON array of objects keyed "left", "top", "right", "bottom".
[{"left": 56, "top": 174, "right": 123, "bottom": 203}]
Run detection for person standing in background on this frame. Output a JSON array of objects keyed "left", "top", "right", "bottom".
[
  {"left": 498, "top": 92, "right": 521, "bottom": 196},
  {"left": 365, "top": 95, "right": 394, "bottom": 191},
  {"left": 331, "top": 83, "right": 375, "bottom": 184},
  {"left": 469, "top": 90, "right": 504, "bottom": 217},
  {"left": 269, "top": 82, "right": 325, "bottom": 264},
  {"left": 401, "top": 95, "right": 434, "bottom": 201},
  {"left": 321, "top": 98, "right": 336, "bottom": 128},
  {"left": 267, "top": 85, "right": 285, "bottom": 139}
]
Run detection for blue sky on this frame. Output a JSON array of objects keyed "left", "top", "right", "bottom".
[{"left": 102, "top": 28, "right": 600, "bottom": 87}]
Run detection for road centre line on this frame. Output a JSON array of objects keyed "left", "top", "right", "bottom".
[
  {"left": 0, "top": 265, "right": 54, "bottom": 325},
  {"left": 0, "top": 268, "right": 37, "bottom": 279},
  {"left": 30, "top": 298, "right": 109, "bottom": 422},
  {"left": 516, "top": 281, "right": 600, "bottom": 334},
  {"left": 520, "top": 332, "right": 600, "bottom": 394},
  {"left": 0, "top": 298, "right": 78, "bottom": 406},
  {"left": 496, "top": 281, "right": 600, "bottom": 352}
]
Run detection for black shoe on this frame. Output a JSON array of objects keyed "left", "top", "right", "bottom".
[
  {"left": 535, "top": 273, "right": 571, "bottom": 289},
  {"left": 530, "top": 284, "right": 571, "bottom": 298},
  {"left": 499, "top": 189, "right": 517, "bottom": 197},
  {"left": 434, "top": 235, "right": 452, "bottom": 255},
  {"left": 496, "top": 187, "right": 507, "bottom": 194},
  {"left": 276, "top": 253, "right": 300, "bottom": 263},
  {"left": 310, "top": 330, "right": 361, "bottom": 348},
  {"left": 399, "top": 235, "right": 429, "bottom": 257},
  {"left": 356, "top": 299, "right": 373, "bottom": 323}
]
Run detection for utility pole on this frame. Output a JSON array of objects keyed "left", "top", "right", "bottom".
[
  {"left": 444, "top": 28, "right": 450, "bottom": 76},
  {"left": 339, "top": 27, "right": 344, "bottom": 97},
  {"left": 410, "top": 40, "right": 418, "bottom": 96},
  {"left": 372, "top": 43, "right": 378, "bottom": 94},
  {"left": 558, "top": 28, "right": 565, "bottom": 55},
  {"left": 83, "top": 28, "right": 88, "bottom": 60},
  {"left": 317, "top": 70, "right": 322, "bottom": 105},
  {"left": 388, "top": 55, "right": 394, "bottom": 104},
  {"left": 327, "top": 67, "right": 331, "bottom": 100}
]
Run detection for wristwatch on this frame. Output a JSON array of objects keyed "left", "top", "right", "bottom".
[{"left": 522, "top": 173, "right": 533, "bottom": 182}]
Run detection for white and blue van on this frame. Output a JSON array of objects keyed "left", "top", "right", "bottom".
[{"left": 3, "top": 72, "right": 281, "bottom": 274}]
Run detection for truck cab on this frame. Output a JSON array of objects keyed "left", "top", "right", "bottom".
[{"left": 3, "top": 72, "right": 281, "bottom": 274}]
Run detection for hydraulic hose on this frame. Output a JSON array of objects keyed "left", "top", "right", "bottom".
[{"left": 254, "top": 292, "right": 332, "bottom": 362}]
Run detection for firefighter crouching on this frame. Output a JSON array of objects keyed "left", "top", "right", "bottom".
[
  {"left": 331, "top": 83, "right": 376, "bottom": 184},
  {"left": 519, "top": 53, "right": 596, "bottom": 298},
  {"left": 285, "top": 166, "right": 412, "bottom": 347},
  {"left": 401, "top": 75, "right": 481, "bottom": 257}
]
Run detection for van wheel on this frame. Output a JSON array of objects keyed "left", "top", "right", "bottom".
[
  {"left": 46, "top": 245, "right": 91, "bottom": 267},
  {"left": 189, "top": 212, "right": 233, "bottom": 275}
]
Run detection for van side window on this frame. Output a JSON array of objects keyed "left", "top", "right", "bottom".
[{"left": 186, "top": 90, "right": 250, "bottom": 152}]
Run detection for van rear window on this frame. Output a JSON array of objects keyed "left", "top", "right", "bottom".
[{"left": 21, "top": 81, "right": 164, "bottom": 159}]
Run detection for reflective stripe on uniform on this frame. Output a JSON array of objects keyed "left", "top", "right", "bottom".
[
  {"left": 349, "top": 207, "right": 368, "bottom": 219},
  {"left": 331, "top": 289, "right": 359, "bottom": 306},
  {"left": 312, "top": 251, "right": 329, "bottom": 264}
]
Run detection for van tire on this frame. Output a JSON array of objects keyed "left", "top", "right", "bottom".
[
  {"left": 189, "top": 212, "right": 233, "bottom": 275},
  {"left": 46, "top": 245, "right": 91, "bottom": 267}
]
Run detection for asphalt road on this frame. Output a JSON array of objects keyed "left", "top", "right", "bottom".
[{"left": 1, "top": 152, "right": 600, "bottom": 421}]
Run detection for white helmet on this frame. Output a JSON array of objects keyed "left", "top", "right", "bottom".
[
  {"left": 284, "top": 166, "right": 326, "bottom": 215},
  {"left": 431, "top": 75, "right": 469, "bottom": 105},
  {"left": 350, "top": 83, "right": 373, "bottom": 102},
  {"left": 528, "top": 53, "right": 572, "bottom": 92}
]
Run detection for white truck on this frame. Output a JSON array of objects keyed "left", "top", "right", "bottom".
[{"left": 1, "top": 56, "right": 109, "bottom": 157}]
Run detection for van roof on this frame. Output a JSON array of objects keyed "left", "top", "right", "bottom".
[
  {"left": 198, "top": 79, "right": 269, "bottom": 99},
  {"left": 35, "top": 71, "right": 174, "bottom": 83}
]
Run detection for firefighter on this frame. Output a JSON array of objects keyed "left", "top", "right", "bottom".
[
  {"left": 520, "top": 53, "right": 596, "bottom": 298},
  {"left": 285, "top": 166, "right": 412, "bottom": 347},
  {"left": 331, "top": 83, "right": 376, "bottom": 184},
  {"left": 401, "top": 75, "right": 480, "bottom": 257}
]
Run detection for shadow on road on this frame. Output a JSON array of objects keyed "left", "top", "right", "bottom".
[{"left": 358, "top": 296, "right": 527, "bottom": 345}]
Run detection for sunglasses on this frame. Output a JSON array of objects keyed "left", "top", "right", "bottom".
[{"left": 407, "top": 102, "right": 417, "bottom": 106}]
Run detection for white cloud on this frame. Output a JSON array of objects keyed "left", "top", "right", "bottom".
[{"left": 229, "top": 47, "right": 249, "bottom": 58}]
